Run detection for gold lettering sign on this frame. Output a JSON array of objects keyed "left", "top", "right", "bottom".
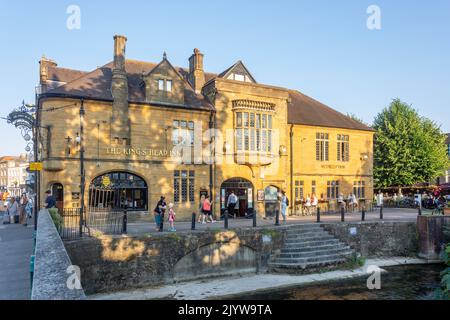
[
  {"left": 106, "top": 147, "right": 180, "bottom": 158},
  {"left": 321, "top": 164, "right": 346, "bottom": 170}
]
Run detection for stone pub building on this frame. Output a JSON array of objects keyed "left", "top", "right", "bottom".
[{"left": 36, "top": 35, "right": 374, "bottom": 220}]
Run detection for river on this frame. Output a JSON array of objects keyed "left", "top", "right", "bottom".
[{"left": 229, "top": 264, "right": 444, "bottom": 300}]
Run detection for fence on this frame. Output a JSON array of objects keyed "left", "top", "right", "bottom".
[{"left": 57, "top": 208, "right": 126, "bottom": 240}]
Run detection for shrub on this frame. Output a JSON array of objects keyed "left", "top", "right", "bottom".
[{"left": 48, "top": 208, "right": 62, "bottom": 230}]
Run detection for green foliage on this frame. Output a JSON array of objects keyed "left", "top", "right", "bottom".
[
  {"left": 342, "top": 255, "right": 366, "bottom": 270},
  {"left": 373, "top": 99, "right": 449, "bottom": 188},
  {"left": 436, "top": 245, "right": 450, "bottom": 300},
  {"left": 347, "top": 113, "right": 369, "bottom": 126},
  {"left": 48, "top": 208, "right": 62, "bottom": 230}
]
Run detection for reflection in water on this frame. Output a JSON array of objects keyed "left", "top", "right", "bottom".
[{"left": 235, "top": 264, "right": 444, "bottom": 300}]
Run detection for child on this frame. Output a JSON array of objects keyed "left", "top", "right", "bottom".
[{"left": 168, "top": 203, "right": 176, "bottom": 232}]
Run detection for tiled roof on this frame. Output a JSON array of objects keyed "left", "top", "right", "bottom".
[
  {"left": 43, "top": 59, "right": 374, "bottom": 132},
  {"left": 45, "top": 60, "right": 214, "bottom": 110},
  {"left": 288, "top": 90, "right": 374, "bottom": 132}
]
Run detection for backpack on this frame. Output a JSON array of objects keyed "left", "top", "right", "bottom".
[{"left": 286, "top": 197, "right": 290, "bottom": 207}]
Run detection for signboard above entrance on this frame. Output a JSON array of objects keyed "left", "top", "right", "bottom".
[{"left": 106, "top": 147, "right": 181, "bottom": 158}]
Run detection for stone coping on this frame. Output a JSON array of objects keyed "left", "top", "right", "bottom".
[{"left": 31, "top": 209, "right": 86, "bottom": 300}]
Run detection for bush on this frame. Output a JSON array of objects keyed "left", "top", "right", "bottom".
[
  {"left": 436, "top": 227, "right": 450, "bottom": 300},
  {"left": 48, "top": 208, "right": 62, "bottom": 230}
]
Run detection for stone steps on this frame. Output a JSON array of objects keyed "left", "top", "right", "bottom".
[
  {"left": 269, "top": 224, "right": 355, "bottom": 273},
  {"left": 279, "top": 247, "right": 352, "bottom": 259}
]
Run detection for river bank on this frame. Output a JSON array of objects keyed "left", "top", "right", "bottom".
[{"left": 89, "top": 257, "right": 442, "bottom": 300}]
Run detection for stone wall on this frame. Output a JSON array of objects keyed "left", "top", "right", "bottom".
[
  {"left": 31, "top": 210, "right": 86, "bottom": 300},
  {"left": 64, "top": 227, "right": 287, "bottom": 295},
  {"left": 417, "top": 215, "right": 450, "bottom": 260},
  {"left": 321, "top": 221, "right": 418, "bottom": 258}
]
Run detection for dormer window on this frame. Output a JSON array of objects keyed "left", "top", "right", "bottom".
[
  {"left": 158, "top": 79, "right": 164, "bottom": 91},
  {"left": 234, "top": 74, "right": 245, "bottom": 82},
  {"left": 157, "top": 79, "right": 173, "bottom": 92}
]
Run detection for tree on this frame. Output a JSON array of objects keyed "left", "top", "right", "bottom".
[
  {"left": 373, "top": 99, "right": 449, "bottom": 188},
  {"left": 347, "top": 113, "right": 369, "bottom": 126}
]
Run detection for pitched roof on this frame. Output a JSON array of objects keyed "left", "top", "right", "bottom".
[
  {"left": 42, "top": 59, "right": 373, "bottom": 132},
  {"left": 45, "top": 60, "right": 215, "bottom": 111},
  {"left": 47, "top": 67, "right": 88, "bottom": 83},
  {"left": 217, "top": 60, "right": 257, "bottom": 83},
  {"left": 288, "top": 90, "right": 374, "bottom": 132}
]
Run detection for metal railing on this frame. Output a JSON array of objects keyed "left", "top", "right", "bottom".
[{"left": 56, "top": 208, "right": 127, "bottom": 240}]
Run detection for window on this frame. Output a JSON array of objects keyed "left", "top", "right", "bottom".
[
  {"left": 316, "top": 133, "right": 329, "bottom": 161},
  {"left": 172, "top": 120, "right": 195, "bottom": 145},
  {"left": 295, "top": 181, "right": 304, "bottom": 200},
  {"left": 158, "top": 79, "right": 172, "bottom": 92},
  {"left": 337, "top": 134, "right": 350, "bottom": 162},
  {"left": 312, "top": 180, "right": 316, "bottom": 195},
  {"left": 236, "top": 112, "right": 272, "bottom": 152},
  {"left": 158, "top": 79, "right": 165, "bottom": 91},
  {"left": 174, "top": 170, "right": 195, "bottom": 203},
  {"left": 166, "top": 80, "right": 172, "bottom": 92},
  {"left": 327, "top": 181, "right": 339, "bottom": 199},
  {"left": 353, "top": 181, "right": 365, "bottom": 199},
  {"left": 234, "top": 74, "right": 245, "bottom": 82}
]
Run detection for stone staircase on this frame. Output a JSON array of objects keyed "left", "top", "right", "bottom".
[{"left": 269, "top": 224, "right": 355, "bottom": 273}]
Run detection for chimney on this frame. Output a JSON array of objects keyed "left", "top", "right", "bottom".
[
  {"left": 111, "top": 35, "right": 131, "bottom": 145},
  {"left": 188, "top": 48, "right": 205, "bottom": 94},
  {"left": 39, "top": 56, "right": 57, "bottom": 93}
]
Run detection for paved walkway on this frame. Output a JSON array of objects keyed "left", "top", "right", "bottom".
[
  {"left": 126, "top": 208, "right": 421, "bottom": 235},
  {"left": 0, "top": 213, "right": 34, "bottom": 300}
]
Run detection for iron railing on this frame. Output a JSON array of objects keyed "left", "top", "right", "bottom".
[{"left": 57, "top": 208, "right": 126, "bottom": 240}]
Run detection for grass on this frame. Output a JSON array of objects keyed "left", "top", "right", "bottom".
[{"left": 342, "top": 256, "right": 366, "bottom": 270}]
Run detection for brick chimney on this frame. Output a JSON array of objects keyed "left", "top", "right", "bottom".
[
  {"left": 111, "top": 35, "right": 131, "bottom": 145},
  {"left": 188, "top": 48, "right": 205, "bottom": 94},
  {"left": 39, "top": 56, "right": 57, "bottom": 92}
]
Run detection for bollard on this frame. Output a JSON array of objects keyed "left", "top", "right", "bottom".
[
  {"left": 362, "top": 207, "right": 366, "bottom": 221},
  {"left": 224, "top": 210, "right": 229, "bottom": 229},
  {"left": 253, "top": 210, "right": 257, "bottom": 228},
  {"left": 380, "top": 205, "right": 383, "bottom": 220},
  {"left": 30, "top": 255, "right": 35, "bottom": 291},
  {"left": 122, "top": 210, "right": 128, "bottom": 234},
  {"left": 316, "top": 207, "right": 321, "bottom": 223},
  {"left": 341, "top": 206, "right": 345, "bottom": 222},
  {"left": 191, "top": 212, "right": 196, "bottom": 230},
  {"left": 275, "top": 209, "right": 280, "bottom": 226}
]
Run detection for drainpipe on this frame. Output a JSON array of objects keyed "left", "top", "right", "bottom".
[
  {"left": 209, "top": 110, "right": 216, "bottom": 216},
  {"left": 290, "top": 124, "right": 294, "bottom": 216},
  {"left": 79, "top": 99, "right": 85, "bottom": 237}
]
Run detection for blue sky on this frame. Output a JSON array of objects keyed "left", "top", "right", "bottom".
[{"left": 0, "top": 0, "right": 449, "bottom": 155}]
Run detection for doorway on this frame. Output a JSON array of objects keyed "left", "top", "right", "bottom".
[
  {"left": 51, "top": 183, "right": 64, "bottom": 212},
  {"left": 264, "top": 185, "right": 279, "bottom": 218},
  {"left": 220, "top": 178, "right": 254, "bottom": 218}
]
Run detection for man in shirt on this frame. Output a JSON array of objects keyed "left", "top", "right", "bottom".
[
  {"left": 44, "top": 190, "right": 56, "bottom": 209},
  {"left": 226, "top": 191, "right": 238, "bottom": 217}
]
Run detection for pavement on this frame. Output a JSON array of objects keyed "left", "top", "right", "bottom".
[
  {"left": 0, "top": 212, "right": 34, "bottom": 300},
  {"left": 89, "top": 257, "right": 441, "bottom": 300},
  {"left": 126, "top": 207, "right": 422, "bottom": 236}
]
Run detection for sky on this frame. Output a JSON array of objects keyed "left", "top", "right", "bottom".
[{"left": 0, "top": 0, "right": 449, "bottom": 156}]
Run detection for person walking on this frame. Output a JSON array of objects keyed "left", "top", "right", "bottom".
[
  {"left": 202, "top": 195, "right": 215, "bottom": 223},
  {"left": 25, "top": 196, "right": 33, "bottom": 219},
  {"left": 198, "top": 194, "right": 205, "bottom": 223},
  {"left": 281, "top": 191, "right": 289, "bottom": 223},
  {"left": 154, "top": 196, "right": 167, "bottom": 232},
  {"left": 7, "top": 197, "right": 19, "bottom": 224},
  {"left": 304, "top": 194, "right": 312, "bottom": 216},
  {"left": 19, "top": 194, "right": 29, "bottom": 226},
  {"left": 226, "top": 191, "right": 238, "bottom": 218},
  {"left": 311, "top": 193, "right": 318, "bottom": 214},
  {"left": 168, "top": 203, "right": 176, "bottom": 232}
]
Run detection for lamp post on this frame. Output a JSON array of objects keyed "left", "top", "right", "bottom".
[{"left": 5, "top": 101, "right": 38, "bottom": 230}]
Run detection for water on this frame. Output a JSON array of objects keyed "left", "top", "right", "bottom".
[{"left": 235, "top": 264, "right": 444, "bottom": 300}]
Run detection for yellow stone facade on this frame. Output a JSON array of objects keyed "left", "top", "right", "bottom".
[{"left": 37, "top": 36, "right": 374, "bottom": 220}]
